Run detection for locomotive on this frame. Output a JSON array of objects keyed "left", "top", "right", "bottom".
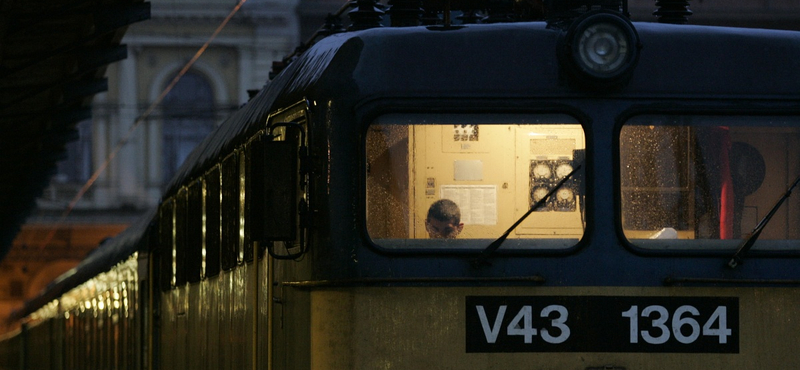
[{"left": 3, "top": 0, "right": 800, "bottom": 369}]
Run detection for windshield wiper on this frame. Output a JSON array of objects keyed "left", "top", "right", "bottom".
[
  {"left": 472, "top": 164, "right": 582, "bottom": 268},
  {"left": 728, "top": 173, "right": 800, "bottom": 269}
]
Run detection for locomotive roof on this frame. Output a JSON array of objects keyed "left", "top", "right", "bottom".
[{"left": 164, "top": 21, "right": 800, "bottom": 198}]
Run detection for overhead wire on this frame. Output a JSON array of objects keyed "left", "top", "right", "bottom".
[{"left": 32, "top": 0, "right": 249, "bottom": 251}]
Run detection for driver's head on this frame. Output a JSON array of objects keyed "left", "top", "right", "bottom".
[{"left": 425, "top": 199, "right": 464, "bottom": 239}]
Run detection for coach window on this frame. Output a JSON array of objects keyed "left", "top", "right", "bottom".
[
  {"left": 620, "top": 115, "right": 800, "bottom": 251},
  {"left": 175, "top": 187, "right": 188, "bottom": 285},
  {"left": 366, "top": 114, "right": 586, "bottom": 251},
  {"left": 187, "top": 179, "right": 203, "bottom": 282},
  {"left": 221, "top": 151, "right": 240, "bottom": 270},
  {"left": 244, "top": 134, "right": 266, "bottom": 263},
  {"left": 205, "top": 165, "right": 222, "bottom": 277},
  {"left": 159, "top": 198, "right": 175, "bottom": 291},
  {"left": 238, "top": 148, "right": 247, "bottom": 263}
]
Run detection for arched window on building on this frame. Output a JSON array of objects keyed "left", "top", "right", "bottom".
[
  {"left": 161, "top": 70, "right": 216, "bottom": 184},
  {"left": 55, "top": 119, "right": 93, "bottom": 185}
]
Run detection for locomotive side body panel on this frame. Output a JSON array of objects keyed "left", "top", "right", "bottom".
[
  {"left": 157, "top": 220, "right": 258, "bottom": 370},
  {"left": 308, "top": 286, "right": 800, "bottom": 370}
]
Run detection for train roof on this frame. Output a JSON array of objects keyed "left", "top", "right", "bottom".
[
  {"left": 11, "top": 208, "right": 155, "bottom": 322},
  {"left": 164, "top": 20, "right": 800, "bottom": 198}
]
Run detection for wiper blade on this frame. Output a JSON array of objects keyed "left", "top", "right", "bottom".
[
  {"left": 728, "top": 173, "right": 800, "bottom": 268},
  {"left": 472, "top": 164, "right": 582, "bottom": 268}
]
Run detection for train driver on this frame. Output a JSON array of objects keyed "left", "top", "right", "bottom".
[{"left": 425, "top": 199, "right": 464, "bottom": 239}]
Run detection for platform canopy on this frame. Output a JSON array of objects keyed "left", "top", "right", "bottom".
[{"left": 0, "top": 0, "right": 150, "bottom": 260}]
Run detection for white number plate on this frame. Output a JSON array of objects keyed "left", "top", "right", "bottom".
[{"left": 465, "top": 296, "right": 739, "bottom": 353}]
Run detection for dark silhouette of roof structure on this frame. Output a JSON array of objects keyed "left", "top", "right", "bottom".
[{"left": 0, "top": 0, "right": 150, "bottom": 260}]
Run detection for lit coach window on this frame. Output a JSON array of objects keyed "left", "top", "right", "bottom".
[{"left": 558, "top": 10, "right": 641, "bottom": 90}]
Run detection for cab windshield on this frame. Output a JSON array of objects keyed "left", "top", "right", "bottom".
[
  {"left": 366, "top": 114, "right": 586, "bottom": 251},
  {"left": 620, "top": 115, "right": 800, "bottom": 251}
]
